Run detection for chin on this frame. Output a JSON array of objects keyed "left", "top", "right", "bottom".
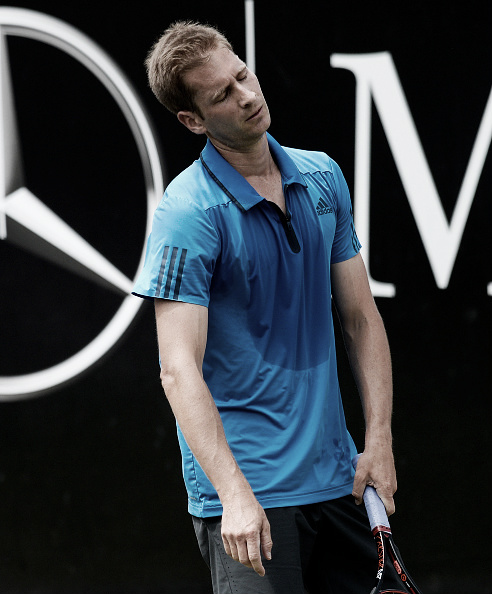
[{"left": 262, "top": 108, "right": 272, "bottom": 132}]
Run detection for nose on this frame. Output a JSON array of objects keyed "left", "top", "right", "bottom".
[{"left": 238, "top": 85, "right": 256, "bottom": 108}]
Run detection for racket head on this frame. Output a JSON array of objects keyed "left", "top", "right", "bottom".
[
  {"left": 384, "top": 532, "right": 423, "bottom": 594},
  {"left": 371, "top": 530, "right": 422, "bottom": 594}
]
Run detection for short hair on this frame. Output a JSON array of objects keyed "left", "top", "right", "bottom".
[{"left": 145, "top": 21, "right": 233, "bottom": 115}]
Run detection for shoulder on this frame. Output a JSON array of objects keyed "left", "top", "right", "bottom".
[
  {"left": 282, "top": 145, "right": 340, "bottom": 177},
  {"left": 151, "top": 162, "right": 221, "bottom": 241},
  {"left": 281, "top": 145, "right": 350, "bottom": 204},
  {"left": 160, "top": 158, "right": 231, "bottom": 213}
]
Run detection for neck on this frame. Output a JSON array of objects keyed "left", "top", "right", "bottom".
[
  {"left": 211, "top": 133, "right": 275, "bottom": 179},
  {"left": 211, "top": 132, "right": 285, "bottom": 212}
]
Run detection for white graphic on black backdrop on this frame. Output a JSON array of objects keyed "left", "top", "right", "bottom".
[
  {"left": 331, "top": 52, "right": 492, "bottom": 297},
  {"left": 0, "top": 8, "right": 164, "bottom": 400}
]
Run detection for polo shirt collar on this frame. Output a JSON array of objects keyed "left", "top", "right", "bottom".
[{"left": 200, "top": 132, "right": 307, "bottom": 211}]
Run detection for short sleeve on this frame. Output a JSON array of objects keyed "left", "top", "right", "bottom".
[
  {"left": 132, "top": 193, "right": 220, "bottom": 306},
  {"left": 330, "top": 160, "right": 361, "bottom": 264}
]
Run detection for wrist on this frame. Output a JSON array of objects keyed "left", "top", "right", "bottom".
[
  {"left": 364, "top": 428, "right": 393, "bottom": 451},
  {"left": 215, "top": 466, "right": 255, "bottom": 505}
]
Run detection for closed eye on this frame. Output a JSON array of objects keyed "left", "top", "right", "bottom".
[
  {"left": 214, "top": 68, "right": 249, "bottom": 102},
  {"left": 216, "top": 89, "right": 229, "bottom": 103},
  {"left": 237, "top": 67, "right": 248, "bottom": 82}
]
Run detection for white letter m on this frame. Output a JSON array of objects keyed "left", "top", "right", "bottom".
[{"left": 331, "top": 52, "right": 492, "bottom": 297}]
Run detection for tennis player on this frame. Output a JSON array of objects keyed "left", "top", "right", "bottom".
[{"left": 133, "top": 20, "right": 400, "bottom": 594}]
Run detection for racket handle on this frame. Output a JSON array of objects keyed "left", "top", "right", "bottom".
[{"left": 352, "top": 454, "right": 391, "bottom": 532}]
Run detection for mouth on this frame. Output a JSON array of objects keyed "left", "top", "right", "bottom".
[{"left": 246, "top": 105, "right": 262, "bottom": 121}]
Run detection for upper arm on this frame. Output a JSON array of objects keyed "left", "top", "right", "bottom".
[
  {"left": 331, "top": 253, "right": 379, "bottom": 329},
  {"left": 132, "top": 194, "right": 219, "bottom": 306},
  {"left": 154, "top": 298, "right": 208, "bottom": 375}
]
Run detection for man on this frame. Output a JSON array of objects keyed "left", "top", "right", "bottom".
[{"left": 133, "top": 20, "right": 398, "bottom": 593}]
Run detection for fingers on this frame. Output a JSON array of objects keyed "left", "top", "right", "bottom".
[
  {"left": 222, "top": 517, "right": 272, "bottom": 576},
  {"left": 353, "top": 478, "right": 396, "bottom": 515},
  {"left": 377, "top": 489, "right": 396, "bottom": 516},
  {"left": 222, "top": 533, "right": 265, "bottom": 576},
  {"left": 245, "top": 538, "right": 265, "bottom": 576},
  {"left": 260, "top": 521, "right": 273, "bottom": 562},
  {"left": 222, "top": 537, "right": 236, "bottom": 562},
  {"left": 353, "top": 452, "right": 397, "bottom": 516},
  {"left": 352, "top": 470, "right": 367, "bottom": 506}
]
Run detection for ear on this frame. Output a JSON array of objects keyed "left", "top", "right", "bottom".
[{"left": 177, "top": 110, "right": 206, "bottom": 135}]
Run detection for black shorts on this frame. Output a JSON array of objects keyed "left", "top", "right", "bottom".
[{"left": 192, "top": 495, "right": 403, "bottom": 594}]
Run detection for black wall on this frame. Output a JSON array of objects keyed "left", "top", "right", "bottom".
[{"left": 0, "top": 1, "right": 490, "bottom": 592}]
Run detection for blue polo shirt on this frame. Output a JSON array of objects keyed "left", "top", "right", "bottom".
[{"left": 133, "top": 133, "right": 361, "bottom": 517}]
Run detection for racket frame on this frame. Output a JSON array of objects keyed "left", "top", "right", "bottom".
[{"left": 352, "top": 454, "right": 423, "bottom": 594}]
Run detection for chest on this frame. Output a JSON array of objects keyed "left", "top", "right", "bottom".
[
  {"left": 245, "top": 170, "right": 286, "bottom": 213},
  {"left": 209, "top": 184, "right": 337, "bottom": 297}
]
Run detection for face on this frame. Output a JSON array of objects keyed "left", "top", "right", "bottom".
[{"left": 179, "top": 46, "right": 271, "bottom": 151}]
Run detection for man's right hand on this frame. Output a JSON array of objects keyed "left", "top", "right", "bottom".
[{"left": 220, "top": 492, "right": 273, "bottom": 577}]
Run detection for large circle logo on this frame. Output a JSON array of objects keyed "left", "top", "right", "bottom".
[{"left": 0, "top": 8, "right": 164, "bottom": 400}]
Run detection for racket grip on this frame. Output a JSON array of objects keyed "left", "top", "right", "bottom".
[{"left": 352, "top": 454, "right": 391, "bottom": 532}]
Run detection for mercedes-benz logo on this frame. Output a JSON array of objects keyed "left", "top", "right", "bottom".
[{"left": 0, "top": 8, "right": 164, "bottom": 400}]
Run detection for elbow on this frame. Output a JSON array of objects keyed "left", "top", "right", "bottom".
[
  {"left": 159, "top": 358, "right": 203, "bottom": 399},
  {"left": 342, "top": 313, "right": 369, "bottom": 344},
  {"left": 342, "top": 309, "right": 384, "bottom": 349},
  {"left": 160, "top": 365, "right": 177, "bottom": 398}
]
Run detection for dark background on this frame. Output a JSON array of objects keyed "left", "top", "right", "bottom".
[{"left": 0, "top": 1, "right": 490, "bottom": 592}]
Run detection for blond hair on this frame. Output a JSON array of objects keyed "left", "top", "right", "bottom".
[{"left": 145, "top": 21, "right": 233, "bottom": 115}]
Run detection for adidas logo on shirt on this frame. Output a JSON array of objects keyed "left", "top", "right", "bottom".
[{"left": 316, "top": 197, "right": 333, "bottom": 216}]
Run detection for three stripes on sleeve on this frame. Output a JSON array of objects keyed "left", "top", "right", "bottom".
[{"left": 156, "top": 246, "right": 188, "bottom": 300}]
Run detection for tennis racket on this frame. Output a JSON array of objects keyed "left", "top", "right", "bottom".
[{"left": 353, "top": 454, "right": 423, "bottom": 594}]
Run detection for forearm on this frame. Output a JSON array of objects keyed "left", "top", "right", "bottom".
[
  {"left": 161, "top": 366, "right": 253, "bottom": 503},
  {"left": 342, "top": 308, "right": 393, "bottom": 450},
  {"left": 343, "top": 309, "right": 397, "bottom": 512},
  {"left": 331, "top": 255, "right": 396, "bottom": 511},
  {"left": 163, "top": 370, "right": 271, "bottom": 574}
]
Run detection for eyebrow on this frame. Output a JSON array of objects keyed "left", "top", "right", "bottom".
[{"left": 210, "top": 65, "right": 248, "bottom": 103}]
